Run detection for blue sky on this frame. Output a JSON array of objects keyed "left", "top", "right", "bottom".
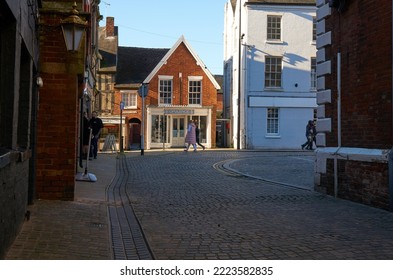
[{"left": 100, "top": 0, "right": 228, "bottom": 75}]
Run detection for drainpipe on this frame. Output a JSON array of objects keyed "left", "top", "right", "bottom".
[
  {"left": 334, "top": 51, "right": 341, "bottom": 198},
  {"left": 333, "top": 9, "right": 342, "bottom": 198},
  {"left": 389, "top": 8, "right": 393, "bottom": 212},
  {"left": 237, "top": 0, "right": 242, "bottom": 149}
]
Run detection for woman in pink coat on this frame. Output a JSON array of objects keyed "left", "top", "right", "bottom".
[{"left": 184, "top": 120, "right": 197, "bottom": 151}]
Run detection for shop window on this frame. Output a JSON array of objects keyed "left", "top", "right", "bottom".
[
  {"left": 151, "top": 115, "right": 169, "bottom": 143},
  {"left": 192, "top": 116, "right": 207, "bottom": 143}
]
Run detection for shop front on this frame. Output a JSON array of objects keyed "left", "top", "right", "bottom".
[{"left": 146, "top": 106, "right": 212, "bottom": 149}]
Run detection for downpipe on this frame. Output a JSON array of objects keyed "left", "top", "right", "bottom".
[{"left": 334, "top": 52, "right": 342, "bottom": 198}]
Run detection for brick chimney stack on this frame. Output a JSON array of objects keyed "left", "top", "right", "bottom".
[{"left": 106, "top": 17, "right": 115, "bottom": 37}]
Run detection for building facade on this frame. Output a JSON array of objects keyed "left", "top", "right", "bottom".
[
  {"left": 0, "top": 0, "right": 41, "bottom": 259},
  {"left": 97, "top": 16, "right": 119, "bottom": 149},
  {"left": 114, "top": 36, "right": 221, "bottom": 150},
  {"left": 315, "top": 0, "right": 393, "bottom": 210},
  {"left": 224, "top": 0, "right": 317, "bottom": 149}
]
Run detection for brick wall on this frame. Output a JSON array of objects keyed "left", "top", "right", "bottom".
[
  {"left": 325, "top": 1, "right": 392, "bottom": 148},
  {"left": 150, "top": 42, "right": 218, "bottom": 145},
  {"left": 317, "top": 158, "right": 390, "bottom": 210},
  {"left": 0, "top": 158, "right": 30, "bottom": 258},
  {"left": 316, "top": 0, "right": 393, "bottom": 210},
  {"left": 36, "top": 6, "right": 85, "bottom": 200}
]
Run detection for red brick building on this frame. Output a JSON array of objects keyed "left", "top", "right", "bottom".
[
  {"left": 36, "top": 0, "right": 100, "bottom": 199},
  {"left": 114, "top": 36, "right": 221, "bottom": 150},
  {"left": 315, "top": 0, "right": 393, "bottom": 210}
]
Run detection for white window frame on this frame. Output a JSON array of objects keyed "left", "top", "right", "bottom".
[
  {"left": 159, "top": 76, "right": 173, "bottom": 105},
  {"left": 266, "top": 107, "right": 279, "bottom": 136},
  {"left": 188, "top": 76, "right": 203, "bottom": 106},
  {"left": 121, "top": 90, "right": 137, "bottom": 109},
  {"left": 267, "top": 15, "right": 282, "bottom": 42},
  {"left": 265, "top": 56, "right": 282, "bottom": 89}
]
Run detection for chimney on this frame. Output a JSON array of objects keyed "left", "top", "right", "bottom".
[{"left": 106, "top": 17, "right": 115, "bottom": 37}]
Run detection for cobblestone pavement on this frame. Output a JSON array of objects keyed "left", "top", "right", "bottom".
[
  {"left": 124, "top": 150, "right": 393, "bottom": 260},
  {"left": 5, "top": 150, "right": 393, "bottom": 260}
]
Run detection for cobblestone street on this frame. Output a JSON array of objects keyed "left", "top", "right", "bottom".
[
  {"left": 5, "top": 150, "right": 393, "bottom": 260},
  {"left": 123, "top": 150, "right": 393, "bottom": 259}
]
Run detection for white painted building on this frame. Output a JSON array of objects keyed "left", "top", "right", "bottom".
[{"left": 223, "top": 0, "right": 317, "bottom": 149}]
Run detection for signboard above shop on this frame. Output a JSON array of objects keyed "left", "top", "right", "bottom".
[{"left": 164, "top": 109, "right": 195, "bottom": 115}]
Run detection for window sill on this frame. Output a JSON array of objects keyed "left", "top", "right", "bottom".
[
  {"left": 0, "top": 148, "right": 31, "bottom": 169},
  {"left": 264, "top": 87, "right": 284, "bottom": 92},
  {"left": 265, "top": 135, "right": 281, "bottom": 139},
  {"left": 265, "top": 40, "right": 284, "bottom": 45},
  {"left": 0, "top": 149, "right": 11, "bottom": 169}
]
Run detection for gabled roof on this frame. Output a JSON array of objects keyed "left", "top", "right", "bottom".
[
  {"left": 144, "top": 36, "right": 221, "bottom": 90},
  {"left": 116, "top": 46, "right": 170, "bottom": 86}
]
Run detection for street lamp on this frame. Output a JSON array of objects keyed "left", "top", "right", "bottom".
[
  {"left": 61, "top": 2, "right": 87, "bottom": 52},
  {"left": 138, "top": 83, "right": 149, "bottom": 156}
]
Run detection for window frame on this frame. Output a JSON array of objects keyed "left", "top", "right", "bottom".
[
  {"left": 188, "top": 76, "right": 202, "bottom": 105},
  {"left": 266, "top": 107, "right": 280, "bottom": 136},
  {"left": 267, "top": 15, "right": 282, "bottom": 42},
  {"left": 159, "top": 76, "right": 173, "bottom": 105},
  {"left": 265, "top": 56, "right": 282, "bottom": 89},
  {"left": 121, "top": 90, "right": 137, "bottom": 109}
]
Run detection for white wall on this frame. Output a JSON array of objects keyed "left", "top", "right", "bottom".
[
  {"left": 244, "top": 4, "right": 317, "bottom": 149},
  {"left": 248, "top": 107, "right": 314, "bottom": 149},
  {"left": 223, "top": 1, "right": 316, "bottom": 149},
  {"left": 245, "top": 5, "right": 316, "bottom": 93}
]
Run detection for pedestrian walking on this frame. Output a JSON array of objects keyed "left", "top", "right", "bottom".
[
  {"left": 82, "top": 112, "right": 92, "bottom": 160},
  {"left": 89, "top": 111, "right": 104, "bottom": 159},
  {"left": 301, "top": 120, "right": 315, "bottom": 150},
  {"left": 184, "top": 120, "right": 197, "bottom": 152},
  {"left": 195, "top": 123, "right": 205, "bottom": 150}
]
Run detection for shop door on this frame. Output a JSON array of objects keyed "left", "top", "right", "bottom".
[{"left": 172, "top": 117, "right": 185, "bottom": 147}]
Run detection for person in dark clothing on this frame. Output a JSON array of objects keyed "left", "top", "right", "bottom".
[
  {"left": 195, "top": 123, "right": 205, "bottom": 150},
  {"left": 301, "top": 120, "right": 315, "bottom": 150},
  {"left": 82, "top": 112, "right": 92, "bottom": 159},
  {"left": 89, "top": 111, "right": 103, "bottom": 159}
]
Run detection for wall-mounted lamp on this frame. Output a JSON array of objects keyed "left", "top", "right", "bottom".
[
  {"left": 36, "top": 77, "right": 43, "bottom": 88},
  {"left": 60, "top": 2, "right": 87, "bottom": 52}
]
